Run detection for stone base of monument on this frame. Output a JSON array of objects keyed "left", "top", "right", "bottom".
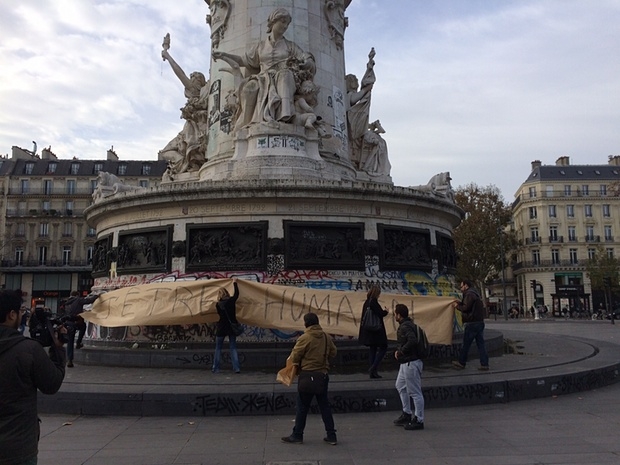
[{"left": 72, "top": 330, "right": 504, "bottom": 371}]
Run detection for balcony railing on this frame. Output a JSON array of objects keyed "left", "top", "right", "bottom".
[
  {"left": 548, "top": 235, "right": 564, "bottom": 243},
  {"left": 585, "top": 235, "right": 601, "bottom": 243},
  {"left": 6, "top": 209, "right": 85, "bottom": 217},
  {"left": 605, "top": 236, "right": 614, "bottom": 242},
  {"left": 525, "top": 237, "right": 541, "bottom": 245},
  {"left": 513, "top": 259, "right": 581, "bottom": 270},
  {"left": 8, "top": 187, "right": 94, "bottom": 196},
  {"left": 0, "top": 259, "right": 92, "bottom": 268}
]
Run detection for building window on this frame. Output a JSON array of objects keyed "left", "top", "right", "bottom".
[
  {"left": 549, "top": 226, "right": 559, "bottom": 242},
  {"left": 20, "top": 179, "right": 29, "bottom": 194},
  {"left": 141, "top": 164, "right": 151, "bottom": 175},
  {"left": 38, "top": 246, "right": 47, "bottom": 265},
  {"left": 532, "top": 250, "right": 540, "bottom": 265},
  {"left": 24, "top": 162, "right": 35, "bottom": 175},
  {"left": 530, "top": 227, "right": 539, "bottom": 243},
  {"left": 66, "top": 200, "right": 74, "bottom": 215},
  {"left": 566, "top": 205, "right": 574, "bottom": 217},
  {"left": 66, "top": 179, "right": 76, "bottom": 195},
  {"left": 600, "top": 184, "right": 607, "bottom": 196},
  {"left": 15, "top": 247, "right": 24, "bottom": 265},
  {"left": 604, "top": 225, "right": 613, "bottom": 241},
  {"left": 93, "top": 162, "right": 104, "bottom": 174},
  {"left": 62, "top": 246, "right": 72, "bottom": 265},
  {"left": 70, "top": 163, "right": 80, "bottom": 175},
  {"left": 585, "top": 205, "right": 592, "bottom": 217},
  {"left": 564, "top": 185, "right": 572, "bottom": 196},
  {"left": 581, "top": 185, "right": 589, "bottom": 196},
  {"left": 87, "top": 227, "right": 96, "bottom": 237},
  {"left": 139, "top": 180, "right": 148, "bottom": 188},
  {"left": 588, "top": 248, "right": 596, "bottom": 260},
  {"left": 18, "top": 201, "right": 26, "bottom": 215},
  {"left": 607, "top": 248, "right": 614, "bottom": 259},
  {"left": 528, "top": 187, "right": 536, "bottom": 198},
  {"left": 90, "top": 180, "right": 98, "bottom": 193},
  {"left": 117, "top": 164, "right": 127, "bottom": 175},
  {"left": 42, "top": 200, "right": 50, "bottom": 212},
  {"left": 548, "top": 205, "right": 556, "bottom": 217},
  {"left": 87, "top": 246, "right": 94, "bottom": 264},
  {"left": 551, "top": 249, "right": 560, "bottom": 264},
  {"left": 529, "top": 206, "right": 537, "bottom": 219},
  {"left": 569, "top": 249, "right": 578, "bottom": 264},
  {"left": 545, "top": 185, "right": 554, "bottom": 197},
  {"left": 603, "top": 204, "right": 611, "bottom": 217},
  {"left": 568, "top": 226, "right": 576, "bottom": 242},
  {"left": 586, "top": 225, "right": 595, "bottom": 241},
  {"left": 16, "top": 223, "right": 25, "bottom": 237},
  {"left": 63, "top": 222, "right": 72, "bottom": 236},
  {"left": 40, "top": 223, "right": 49, "bottom": 237},
  {"left": 47, "top": 162, "right": 57, "bottom": 173},
  {"left": 44, "top": 180, "right": 53, "bottom": 195}
]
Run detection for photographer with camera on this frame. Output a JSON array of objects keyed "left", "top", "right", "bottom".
[
  {"left": 63, "top": 290, "right": 99, "bottom": 367},
  {"left": 0, "top": 289, "right": 66, "bottom": 465}
]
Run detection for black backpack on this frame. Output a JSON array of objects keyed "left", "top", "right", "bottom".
[{"left": 414, "top": 323, "right": 430, "bottom": 360}]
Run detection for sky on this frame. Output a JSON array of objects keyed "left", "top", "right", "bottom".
[{"left": 1, "top": 0, "right": 619, "bottom": 201}]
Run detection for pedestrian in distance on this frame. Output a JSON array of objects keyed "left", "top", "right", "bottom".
[
  {"left": 358, "top": 284, "right": 389, "bottom": 379},
  {"left": 392, "top": 303, "right": 425, "bottom": 431},
  {"left": 452, "top": 279, "right": 489, "bottom": 371},
  {"left": 282, "top": 312, "right": 338, "bottom": 445},
  {"left": 64, "top": 290, "right": 99, "bottom": 368},
  {"left": 212, "top": 277, "right": 241, "bottom": 373},
  {"left": 0, "top": 289, "right": 66, "bottom": 465}
]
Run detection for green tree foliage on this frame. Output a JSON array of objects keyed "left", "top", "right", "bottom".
[
  {"left": 586, "top": 245, "right": 620, "bottom": 293},
  {"left": 453, "top": 183, "right": 516, "bottom": 297}
]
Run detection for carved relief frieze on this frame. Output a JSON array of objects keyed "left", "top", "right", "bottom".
[
  {"left": 116, "top": 227, "right": 172, "bottom": 275},
  {"left": 91, "top": 235, "right": 113, "bottom": 277},
  {"left": 377, "top": 224, "right": 432, "bottom": 271},
  {"left": 436, "top": 232, "right": 457, "bottom": 272},
  {"left": 205, "top": 0, "right": 231, "bottom": 49},
  {"left": 324, "top": 0, "right": 348, "bottom": 50}
]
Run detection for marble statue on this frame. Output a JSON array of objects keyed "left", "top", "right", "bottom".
[
  {"left": 92, "top": 172, "right": 143, "bottom": 203},
  {"left": 293, "top": 80, "right": 331, "bottom": 138},
  {"left": 359, "top": 119, "right": 390, "bottom": 176},
  {"left": 346, "top": 48, "right": 376, "bottom": 167},
  {"left": 158, "top": 35, "right": 208, "bottom": 176},
  {"left": 212, "top": 8, "right": 316, "bottom": 129},
  {"left": 413, "top": 172, "right": 455, "bottom": 201}
]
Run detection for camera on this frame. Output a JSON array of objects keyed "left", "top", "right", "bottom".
[{"left": 29, "top": 306, "right": 69, "bottom": 347}]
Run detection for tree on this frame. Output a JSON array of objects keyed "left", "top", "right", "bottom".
[
  {"left": 453, "top": 183, "right": 517, "bottom": 299},
  {"left": 586, "top": 245, "right": 620, "bottom": 305}
]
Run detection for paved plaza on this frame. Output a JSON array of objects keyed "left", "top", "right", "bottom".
[{"left": 35, "top": 320, "right": 620, "bottom": 464}]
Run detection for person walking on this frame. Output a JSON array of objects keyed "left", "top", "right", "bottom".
[
  {"left": 0, "top": 289, "right": 66, "bottom": 465},
  {"left": 358, "top": 285, "right": 389, "bottom": 378},
  {"left": 64, "top": 290, "right": 99, "bottom": 367},
  {"left": 392, "top": 304, "right": 425, "bottom": 431},
  {"left": 452, "top": 279, "right": 489, "bottom": 371},
  {"left": 212, "top": 277, "right": 241, "bottom": 373},
  {"left": 281, "top": 312, "right": 338, "bottom": 445}
]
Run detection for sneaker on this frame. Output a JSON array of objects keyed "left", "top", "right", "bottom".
[
  {"left": 369, "top": 371, "right": 382, "bottom": 379},
  {"left": 451, "top": 361, "right": 465, "bottom": 369},
  {"left": 393, "top": 412, "right": 412, "bottom": 426},
  {"left": 404, "top": 417, "right": 424, "bottom": 431},
  {"left": 478, "top": 365, "right": 490, "bottom": 371},
  {"left": 323, "top": 433, "right": 338, "bottom": 445},
  {"left": 67, "top": 361, "right": 74, "bottom": 368},
  {"left": 76, "top": 343, "right": 84, "bottom": 349},
  {"left": 281, "top": 435, "right": 303, "bottom": 444}
]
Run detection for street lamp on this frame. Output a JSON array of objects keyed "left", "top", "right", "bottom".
[{"left": 498, "top": 226, "right": 508, "bottom": 320}]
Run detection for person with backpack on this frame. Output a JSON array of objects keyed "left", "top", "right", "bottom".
[
  {"left": 452, "top": 279, "right": 489, "bottom": 371},
  {"left": 392, "top": 303, "right": 425, "bottom": 431}
]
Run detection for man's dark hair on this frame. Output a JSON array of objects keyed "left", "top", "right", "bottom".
[
  {"left": 70, "top": 291, "right": 79, "bottom": 297},
  {"left": 0, "top": 290, "right": 24, "bottom": 323},
  {"left": 461, "top": 279, "right": 474, "bottom": 289},
  {"left": 394, "top": 303, "right": 409, "bottom": 318},
  {"left": 304, "top": 312, "right": 319, "bottom": 327}
]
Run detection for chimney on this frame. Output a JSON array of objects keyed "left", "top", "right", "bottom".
[
  {"left": 531, "top": 160, "right": 542, "bottom": 171},
  {"left": 107, "top": 146, "right": 118, "bottom": 161},
  {"left": 608, "top": 155, "right": 620, "bottom": 166},
  {"left": 41, "top": 147, "right": 57, "bottom": 160},
  {"left": 555, "top": 156, "right": 570, "bottom": 166},
  {"left": 11, "top": 146, "right": 36, "bottom": 160}
]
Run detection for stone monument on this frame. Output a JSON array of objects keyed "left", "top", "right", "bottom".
[{"left": 85, "top": 0, "right": 462, "bottom": 345}]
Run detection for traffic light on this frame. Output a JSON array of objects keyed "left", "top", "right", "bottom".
[
  {"left": 530, "top": 279, "right": 537, "bottom": 289},
  {"left": 603, "top": 276, "right": 612, "bottom": 288}
]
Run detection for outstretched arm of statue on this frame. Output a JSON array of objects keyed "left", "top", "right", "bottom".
[
  {"left": 212, "top": 50, "right": 245, "bottom": 68},
  {"left": 162, "top": 49, "right": 192, "bottom": 90}
]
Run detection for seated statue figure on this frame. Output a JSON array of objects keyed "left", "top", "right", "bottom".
[
  {"left": 359, "top": 120, "right": 391, "bottom": 176},
  {"left": 159, "top": 43, "right": 208, "bottom": 176},
  {"left": 212, "top": 8, "right": 316, "bottom": 129}
]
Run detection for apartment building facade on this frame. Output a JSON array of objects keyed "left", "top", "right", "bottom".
[
  {"left": 0, "top": 145, "right": 167, "bottom": 311},
  {"left": 512, "top": 156, "right": 620, "bottom": 315}
]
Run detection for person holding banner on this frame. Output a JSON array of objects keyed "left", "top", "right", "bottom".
[
  {"left": 358, "top": 285, "right": 389, "bottom": 379},
  {"left": 212, "top": 277, "right": 241, "bottom": 374}
]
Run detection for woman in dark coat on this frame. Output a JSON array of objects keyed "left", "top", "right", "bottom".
[
  {"left": 358, "top": 285, "right": 388, "bottom": 378},
  {"left": 212, "top": 277, "right": 241, "bottom": 373}
]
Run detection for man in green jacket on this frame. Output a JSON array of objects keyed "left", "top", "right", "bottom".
[{"left": 282, "top": 312, "right": 338, "bottom": 445}]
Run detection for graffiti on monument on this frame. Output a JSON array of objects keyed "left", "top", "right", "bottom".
[
  {"left": 186, "top": 222, "right": 268, "bottom": 271},
  {"left": 378, "top": 224, "right": 432, "bottom": 271},
  {"left": 283, "top": 221, "right": 365, "bottom": 270},
  {"left": 116, "top": 226, "right": 172, "bottom": 275}
]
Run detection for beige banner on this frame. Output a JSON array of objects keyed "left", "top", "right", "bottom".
[{"left": 83, "top": 279, "right": 456, "bottom": 344}]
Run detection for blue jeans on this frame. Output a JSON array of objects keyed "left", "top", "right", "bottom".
[
  {"left": 212, "top": 336, "right": 240, "bottom": 372},
  {"left": 369, "top": 346, "right": 387, "bottom": 373},
  {"left": 395, "top": 360, "right": 424, "bottom": 422},
  {"left": 458, "top": 321, "right": 489, "bottom": 367},
  {"left": 292, "top": 375, "right": 335, "bottom": 438}
]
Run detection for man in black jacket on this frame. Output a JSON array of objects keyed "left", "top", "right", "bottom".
[
  {"left": 452, "top": 279, "right": 489, "bottom": 370},
  {"left": 0, "top": 289, "right": 66, "bottom": 465},
  {"left": 64, "top": 290, "right": 99, "bottom": 367},
  {"left": 392, "top": 303, "right": 425, "bottom": 431}
]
